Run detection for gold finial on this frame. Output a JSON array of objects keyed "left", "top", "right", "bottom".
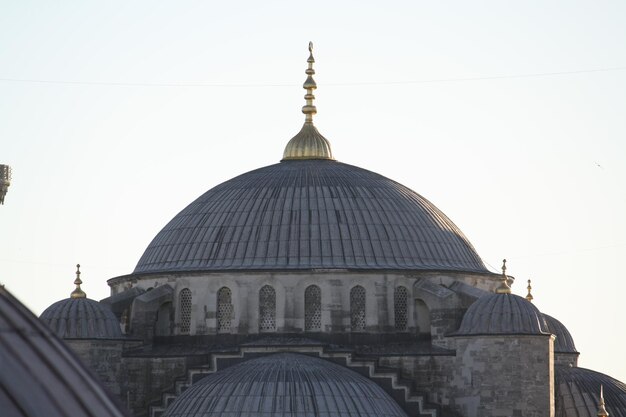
[
  {"left": 302, "top": 41, "right": 317, "bottom": 124},
  {"left": 282, "top": 42, "right": 334, "bottom": 161},
  {"left": 598, "top": 385, "right": 609, "bottom": 416},
  {"left": 70, "top": 263, "right": 86, "bottom": 299},
  {"left": 496, "top": 258, "right": 512, "bottom": 294},
  {"left": 526, "top": 279, "right": 534, "bottom": 302}
]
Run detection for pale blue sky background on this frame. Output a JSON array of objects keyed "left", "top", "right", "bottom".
[{"left": 1, "top": 1, "right": 625, "bottom": 382}]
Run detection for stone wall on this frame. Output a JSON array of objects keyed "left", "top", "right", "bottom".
[
  {"left": 65, "top": 339, "right": 140, "bottom": 397},
  {"left": 121, "top": 355, "right": 193, "bottom": 417},
  {"left": 449, "top": 335, "right": 554, "bottom": 417},
  {"left": 109, "top": 270, "right": 497, "bottom": 342},
  {"left": 554, "top": 352, "right": 578, "bottom": 368}
]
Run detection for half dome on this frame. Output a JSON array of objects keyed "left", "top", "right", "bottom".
[
  {"left": 163, "top": 353, "right": 409, "bottom": 417},
  {"left": 40, "top": 298, "right": 122, "bottom": 339},
  {"left": 135, "top": 160, "right": 486, "bottom": 274},
  {"left": 455, "top": 292, "right": 549, "bottom": 335},
  {"left": 555, "top": 366, "right": 626, "bottom": 417}
]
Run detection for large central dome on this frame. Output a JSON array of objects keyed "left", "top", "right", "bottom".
[
  {"left": 134, "top": 43, "right": 486, "bottom": 276},
  {"left": 134, "top": 159, "right": 486, "bottom": 274}
]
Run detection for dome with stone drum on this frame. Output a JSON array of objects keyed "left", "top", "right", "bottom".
[
  {"left": 555, "top": 366, "right": 626, "bottom": 417},
  {"left": 163, "top": 353, "right": 410, "bottom": 417},
  {"left": 40, "top": 266, "right": 122, "bottom": 339}
]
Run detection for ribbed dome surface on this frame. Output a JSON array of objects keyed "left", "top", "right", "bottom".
[
  {"left": 456, "top": 293, "right": 548, "bottom": 335},
  {"left": 135, "top": 160, "right": 486, "bottom": 274},
  {"left": 556, "top": 367, "right": 626, "bottom": 417},
  {"left": 543, "top": 313, "right": 577, "bottom": 353},
  {"left": 163, "top": 353, "right": 409, "bottom": 417},
  {"left": 0, "top": 287, "right": 126, "bottom": 417},
  {"left": 40, "top": 298, "right": 122, "bottom": 339}
]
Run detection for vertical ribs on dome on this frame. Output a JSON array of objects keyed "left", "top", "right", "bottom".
[{"left": 282, "top": 42, "right": 334, "bottom": 161}]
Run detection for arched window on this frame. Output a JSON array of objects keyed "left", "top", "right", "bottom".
[
  {"left": 350, "top": 285, "right": 366, "bottom": 331},
  {"left": 217, "top": 287, "right": 233, "bottom": 333},
  {"left": 304, "top": 285, "right": 321, "bottom": 332},
  {"left": 394, "top": 286, "right": 408, "bottom": 331},
  {"left": 179, "top": 288, "right": 192, "bottom": 334},
  {"left": 259, "top": 285, "right": 276, "bottom": 332}
]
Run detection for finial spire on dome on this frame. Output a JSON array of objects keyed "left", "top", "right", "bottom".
[
  {"left": 496, "top": 258, "right": 512, "bottom": 294},
  {"left": 70, "top": 263, "right": 86, "bottom": 299},
  {"left": 302, "top": 41, "right": 317, "bottom": 124},
  {"left": 598, "top": 385, "right": 609, "bottom": 416},
  {"left": 282, "top": 42, "right": 334, "bottom": 161},
  {"left": 526, "top": 279, "right": 534, "bottom": 302}
]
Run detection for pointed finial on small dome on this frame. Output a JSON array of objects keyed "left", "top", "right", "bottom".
[
  {"left": 282, "top": 42, "right": 334, "bottom": 161},
  {"left": 598, "top": 385, "right": 609, "bottom": 416},
  {"left": 70, "top": 264, "right": 86, "bottom": 299},
  {"left": 496, "top": 259, "right": 512, "bottom": 294},
  {"left": 526, "top": 279, "right": 534, "bottom": 302}
]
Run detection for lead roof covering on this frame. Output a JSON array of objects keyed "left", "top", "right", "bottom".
[
  {"left": 556, "top": 367, "right": 626, "bottom": 417},
  {"left": 135, "top": 160, "right": 487, "bottom": 274},
  {"left": 163, "top": 352, "right": 409, "bottom": 417},
  {"left": 0, "top": 287, "right": 126, "bottom": 417},
  {"left": 455, "top": 292, "right": 549, "bottom": 335},
  {"left": 542, "top": 313, "right": 578, "bottom": 353},
  {"left": 40, "top": 297, "right": 123, "bottom": 339}
]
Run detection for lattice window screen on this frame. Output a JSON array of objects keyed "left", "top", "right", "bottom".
[
  {"left": 350, "top": 285, "right": 366, "bottom": 331},
  {"left": 217, "top": 287, "right": 233, "bottom": 333},
  {"left": 259, "top": 285, "right": 276, "bottom": 332},
  {"left": 394, "top": 286, "right": 408, "bottom": 331},
  {"left": 304, "top": 285, "right": 321, "bottom": 331},
  {"left": 179, "top": 288, "right": 192, "bottom": 334}
]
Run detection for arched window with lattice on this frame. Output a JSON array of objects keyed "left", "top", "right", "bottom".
[
  {"left": 217, "top": 287, "right": 233, "bottom": 333},
  {"left": 304, "top": 285, "right": 321, "bottom": 332},
  {"left": 179, "top": 288, "right": 192, "bottom": 335},
  {"left": 394, "top": 286, "right": 408, "bottom": 331},
  {"left": 259, "top": 285, "right": 276, "bottom": 332},
  {"left": 350, "top": 285, "right": 366, "bottom": 331}
]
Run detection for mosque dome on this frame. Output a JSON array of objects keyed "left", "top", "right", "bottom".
[
  {"left": 455, "top": 264, "right": 549, "bottom": 335},
  {"left": 134, "top": 159, "right": 487, "bottom": 275},
  {"left": 542, "top": 313, "right": 577, "bottom": 353},
  {"left": 555, "top": 366, "right": 626, "bottom": 417},
  {"left": 40, "top": 265, "right": 122, "bottom": 339},
  {"left": 132, "top": 43, "right": 487, "bottom": 276},
  {"left": 0, "top": 286, "right": 126, "bottom": 417},
  {"left": 162, "top": 353, "right": 409, "bottom": 417}
]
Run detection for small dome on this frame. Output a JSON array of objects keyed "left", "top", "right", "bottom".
[
  {"left": 543, "top": 313, "right": 578, "bottom": 353},
  {"left": 163, "top": 353, "right": 409, "bottom": 417},
  {"left": 456, "top": 292, "right": 549, "bottom": 335},
  {"left": 40, "top": 298, "right": 122, "bottom": 339},
  {"left": 555, "top": 366, "right": 626, "bottom": 417},
  {"left": 0, "top": 287, "right": 126, "bottom": 417}
]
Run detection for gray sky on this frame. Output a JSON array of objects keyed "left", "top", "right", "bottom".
[{"left": 1, "top": 1, "right": 625, "bottom": 382}]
